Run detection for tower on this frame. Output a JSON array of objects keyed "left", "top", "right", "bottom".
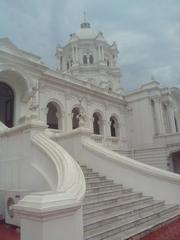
[{"left": 56, "top": 21, "right": 121, "bottom": 93}]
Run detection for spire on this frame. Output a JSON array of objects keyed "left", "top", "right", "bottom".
[
  {"left": 83, "top": 11, "right": 86, "bottom": 22},
  {"left": 81, "top": 11, "right": 91, "bottom": 29}
]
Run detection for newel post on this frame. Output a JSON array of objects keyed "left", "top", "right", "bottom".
[{"left": 14, "top": 191, "right": 84, "bottom": 240}]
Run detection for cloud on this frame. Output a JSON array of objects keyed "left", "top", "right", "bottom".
[{"left": 0, "top": 0, "right": 179, "bottom": 90}]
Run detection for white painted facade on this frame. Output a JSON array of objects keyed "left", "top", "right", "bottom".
[
  {"left": 0, "top": 22, "right": 180, "bottom": 239},
  {"left": 0, "top": 21, "right": 180, "bottom": 172}
]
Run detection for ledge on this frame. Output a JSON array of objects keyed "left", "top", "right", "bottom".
[
  {"left": 0, "top": 120, "right": 47, "bottom": 137},
  {"left": 14, "top": 191, "right": 81, "bottom": 221},
  {"left": 83, "top": 138, "right": 180, "bottom": 185},
  {"left": 54, "top": 127, "right": 93, "bottom": 140}
]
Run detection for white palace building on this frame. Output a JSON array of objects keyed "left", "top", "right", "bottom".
[{"left": 0, "top": 21, "right": 180, "bottom": 240}]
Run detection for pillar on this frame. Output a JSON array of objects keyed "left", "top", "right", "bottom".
[
  {"left": 152, "top": 96, "right": 165, "bottom": 134},
  {"left": 14, "top": 192, "right": 84, "bottom": 240}
]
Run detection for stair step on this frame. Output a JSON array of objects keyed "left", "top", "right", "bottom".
[
  {"left": 86, "top": 180, "right": 114, "bottom": 188},
  {"left": 104, "top": 210, "right": 180, "bottom": 240},
  {"left": 81, "top": 167, "right": 93, "bottom": 173},
  {"left": 85, "top": 188, "right": 132, "bottom": 201},
  {"left": 83, "top": 200, "right": 165, "bottom": 229},
  {"left": 83, "top": 197, "right": 157, "bottom": 220},
  {"left": 84, "top": 192, "right": 142, "bottom": 206},
  {"left": 80, "top": 164, "right": 180, "bottom": 240},
  {"left": 83, "top": 196, "right": 149, "bottom": 211},
  {"left": 84, "top": 205, "right": 179, "bottom": 240},
  {"left": 85, "top": 176, "right": 106, "bottom": 183},
  {"left": 86, "top": 184, "right": 123, "bottom": 194},
  {"left": 84, "top": 172, "right": 99, "bottom": 177}
]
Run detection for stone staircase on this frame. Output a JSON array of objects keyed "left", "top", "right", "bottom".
[
  {"left": 81, "top": 165, "right": 180, "bottom": 240},
  {"left": 117, "top": 147, "right": 168, "bottom": 170},
  {"left": 133, "top": 148, "right": 168, "bottom": 170}
]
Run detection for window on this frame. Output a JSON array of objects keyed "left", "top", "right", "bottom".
[
  {"left": 83, "top": 55, "right": 88, "bottom": 64},
  {"left": 89, "top": 55, "right": 94, "bottom": 64},
  {"left": 72, "top": 107, "right": 80, "bottom": 129},
  {"left": 110, "top": 116, "right": 119, "bottom": 137},
  {"left": 0, "top": 82, "right": 14, "bottom": 127},
  {"left": 67, "top": 62, "right": 69, "bottom": 70},
  {"left": 47, "top": 102, "right": 62, "bottom": 129},
  {"left": 93, "top": 112, "right": 103, "bottom": 135},
  {"left": 174, "top": 117, "right": 178, "bottom": 132}
]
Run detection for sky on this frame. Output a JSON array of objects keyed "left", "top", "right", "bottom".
[{"left": 0, "top": 0, "right": 179, "bottom": 90}]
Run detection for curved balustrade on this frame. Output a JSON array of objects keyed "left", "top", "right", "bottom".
[
  {"left": 82, "top": 137, "right": 180, "bottom": 204},
  {"left": 31, "top": 133, "right": 86, "bottom": 202}
]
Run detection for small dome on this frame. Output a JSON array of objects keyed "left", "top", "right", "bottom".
[
  {"left": 76, "top": 27, "right": 99, "bottom": 39},
  {"left": 69, "top": 22, "right": 105, "bottom": 41}
]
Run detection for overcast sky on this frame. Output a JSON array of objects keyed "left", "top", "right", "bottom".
[{"left": 0, "top": 0, "right": 179, "bottom": 90}]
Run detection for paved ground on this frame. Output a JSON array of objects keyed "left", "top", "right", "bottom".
[
  {"left": 0, "top": 218, "right": 179, "bottom": 240},
  {"left": 0, "top": 223, "right": 20, "bottom": 240},
  {"left": 141, "top": 217, "right": 180, "bottom": 240}
]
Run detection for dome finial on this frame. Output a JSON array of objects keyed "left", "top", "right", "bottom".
[
  {"left": 83, "top": 10, "right": 87, "bottom": 22},
  {"left": 81, "top": 11, "right": 90, "bottom": 29}
]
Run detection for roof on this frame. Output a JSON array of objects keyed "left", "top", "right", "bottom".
[
  {"left": 68, "top": 22, "right": 106, "bottom": 42},
  {"left": 0, "top": 38, "right": 42, "bottom": 64}
]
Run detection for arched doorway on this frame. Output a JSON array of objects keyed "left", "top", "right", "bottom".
[
  {"left": 171, "top": 151, "right": 180, "bottom": 174},
  {"left": 0, "top": 82, "right": 14, "bottom": 127},
  {"left": 110, "top": 116, "right": 119, "bottom": 137},
  {"left": 47, "top": 102, "right": 61, "bottom": 129},
  {"left": 72, "top": 107, "right": 80, "bottom": 129},
  {"left": 93, "top": 112, "right": 103, "bottom": 135}
]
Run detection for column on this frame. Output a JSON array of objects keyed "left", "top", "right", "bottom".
[
  {"left": 167, "top": 100, "right": 176, "bottom": 133},
  {"left": 14, "top": 192, "right": 84, "bottom": 240},
  {"left": 152, "top": 96, "right": 165, "bottom": 134},
  {"left": 98, "top": 46, "right": 101, "bottom": 61}
]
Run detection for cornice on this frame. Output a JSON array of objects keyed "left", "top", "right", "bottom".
[
  {"left": 0, "top": 50, "right": 48, "bottom": 73},
  {"left": 41, "top": 72, "right": 126, "bottom": 106}
]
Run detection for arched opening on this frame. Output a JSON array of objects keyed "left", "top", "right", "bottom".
[
  {"left": 89, "top": 55, "right": 94, "bottom": 64},
  {"left": 110, "top": 116, "right": 119, "bottom": 137},
  {"left": 83, "top": 55, "right": 88, "bottom": 65},
  {"left": 171, "top": 151, "right": 180, "bottom": 174},
  {"left": 47, "top": 102, "right": 61, "bottom": 129},
  {"left": 0, "top": 82, "right": 14, "bottom": 127},
  {"left": 174, "top": 117, "right": 178, "bottom": 132},
  {"left": 93, "top": 112, "right": 103, "bottom": 135},
  {"left": 72, "top": 107, "right": 80, "bottom": 129},
  {"left": 67, "top": 62, "right": 69, "bottom": 70}
]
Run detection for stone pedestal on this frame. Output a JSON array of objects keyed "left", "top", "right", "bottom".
[{"left": 14, "top": 191, "right": 84, "bottom": 240}]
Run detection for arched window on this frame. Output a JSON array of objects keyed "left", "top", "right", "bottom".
[
  {"left": 93, "top": 112, "right": 103, "bottom": 135},
  {"left": 110, "top": 116, "right": 119, "bottom": 137},
  {"left": 89, "top": 55, "right": 94, "bottom": 64},
  {"left": 0, "top": 82, "right": 14, "bottom": 127},
  {"left": 174, "top": 117, "right": 178, "bottom": 132},
  {"left": 83, "top": 55, "right": 88, "bottom": 64},
  {"left": 47, "top": 102, "right": 61, "bottom": 129},
  {"left": 67, "top": 62, "right": 69, "bottom": 70},
  {"left": 72, "top": 107, "right": 80, "bottom": 129}
]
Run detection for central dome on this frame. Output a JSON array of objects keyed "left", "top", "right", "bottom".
[
  {"left": 76, "top": 27, "right": 98, "bottom": 39},
  {"left": 69, "top": 22, "right": 105, "bottom": 41},
  {"left": 76, "top": 22, "right": 98, "bottom": 39}
]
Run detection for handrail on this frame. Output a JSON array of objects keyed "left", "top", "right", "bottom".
[
  {"left": 83, "top": 138, "right": 180, "bottom": 184},
  {"left": 0, "top": 121, "right": 8, "bottom": 134},
  {"left": 32, "top": 133, "right": 86, "bottom": 201}
]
